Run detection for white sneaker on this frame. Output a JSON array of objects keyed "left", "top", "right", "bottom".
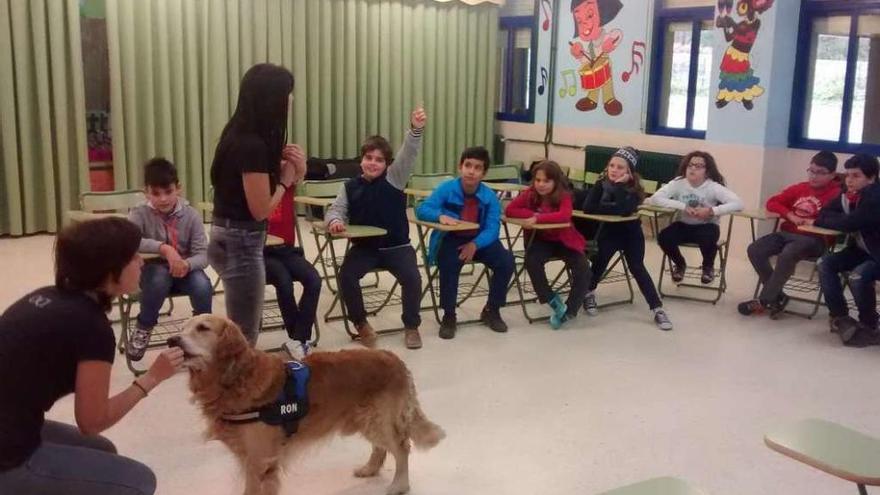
[
  {"left": 583, "top": 292, "right": 599, "bottom": 316},
  {"left": 653, "top": 308, "right": 673, "bottom": 331},
  {"left": 282, "top": 340, "right": 310, "bottom": 361}
]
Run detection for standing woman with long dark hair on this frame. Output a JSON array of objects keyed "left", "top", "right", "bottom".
[{"left": 208, "top": 63, "right": 306, "bottom": 345}]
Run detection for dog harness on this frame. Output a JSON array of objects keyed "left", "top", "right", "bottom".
[{"left": 221, "top": 361, "right": 310, "bottom": 437}]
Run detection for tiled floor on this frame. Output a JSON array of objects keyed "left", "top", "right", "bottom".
[{"left": 1, "top": 231, "right": 877, "bottom": 495}]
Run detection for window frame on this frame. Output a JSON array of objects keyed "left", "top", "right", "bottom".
[
  {"left": 789, "top": 0, "right": 880, "bottom": 155},
  {"left": 646, "top": 3, "right": 715, "bottom": 140},
  {"left": 496, "top": 9, "right": 539, "bottom": 123}
]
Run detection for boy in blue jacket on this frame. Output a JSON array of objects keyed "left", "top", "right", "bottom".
[{"left": 416, "top": 146, "right": 515, "bottom": 339}]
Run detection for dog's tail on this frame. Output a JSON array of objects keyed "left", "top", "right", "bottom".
[{"left": 410, "top": 405, "right": 445, "bottom": 450}]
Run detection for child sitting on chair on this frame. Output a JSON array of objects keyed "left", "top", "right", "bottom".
[
  {"left": 815, "top": 154, "right": 880, "bottom": 348},
  {"left": 579, "top": 146, "right": 673, "bottom": 331},
  {"left": 325, "top": 106, "right": 426, "bottom": 350},
  {"left": 646, "top": 151, "right": 743, "bottom": 285},
  {"left": 264, "top": 156, "right": 319, "bottom": 360},
  {"left": 127, "top": 158, "right": 212, "bottom": 361},
  {"left": 505, "top": 160, "right": 590, "bottom": 329},
  {"left": 738, "top": 151, "right": 840, "bottom": 317},
  {"left": 416, "top": 146, "right": 515, "bottom": 339}
]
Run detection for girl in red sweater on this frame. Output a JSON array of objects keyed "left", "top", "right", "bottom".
[
  {"left": 505, "top": 160, "right": 590, "bottom": 329},
  {"left": 265, "top": 185, "right": 321, "bottom": 359}
]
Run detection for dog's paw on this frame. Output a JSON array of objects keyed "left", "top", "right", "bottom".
[
  {"left": 385, "top": 482, "right": 410, "bottom": 495},
  {"left": 353, "top": 465, "right": 381, "bottom": 478}
]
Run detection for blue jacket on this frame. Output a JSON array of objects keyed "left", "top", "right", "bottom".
[{"left": 415, "top": 178, "right": 502, "bottom": 265}]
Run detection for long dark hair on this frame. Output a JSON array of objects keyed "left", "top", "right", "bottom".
[
  {"left": 211, "top": 63, "right": 295, "bottom": 186},
  {"left": 677, "top": 151, "right": 726, "bottom": 186},
  {"left": 529, "top": 160, "right": 569, "bottom": 209},
  {"left": 55, "top": 217, "right": 141, "bottom": 311}
]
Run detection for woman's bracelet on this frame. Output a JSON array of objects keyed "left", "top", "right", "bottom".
[{"left": 132, "top": 380, "right": 149, "bottom": 397}]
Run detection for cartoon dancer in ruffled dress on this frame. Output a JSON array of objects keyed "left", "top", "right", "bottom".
[{"left": 715, "top": 0, "right": 774, "bottom": 110}]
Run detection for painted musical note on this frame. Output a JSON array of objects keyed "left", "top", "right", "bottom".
[
  {"left": 538, "top": 67, "right": 548, "bottom": 96},
  {"left": 541, "top": 0, "right": 552, "bottom": 31},
  {"left": 558, "top": 69, "right": 578, "bottom": 98},
  {"left": 622, "top": 41, "right": 647, "bottom": 83}
]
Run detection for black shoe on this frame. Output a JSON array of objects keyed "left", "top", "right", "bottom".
[
  {"left": 700, "top": 266, "right": 715, "bottom": 284},
  {"left": 480, "top": 306, "right": 508, "bottom": 333},
  {"left": 439, "top": 314, "right": 457, "bottom": 340},
  {"left": 671, "top": 263, "right": 686, "bottom": 283},
  {"left": 767, "top": 293, "right": 790, "bottom": 320},
  {"left": 843, "top": 325, "right": 880, "bottom": 348},
  {"left": 831, "top": 316, "right": 860, "bottom": 343}
]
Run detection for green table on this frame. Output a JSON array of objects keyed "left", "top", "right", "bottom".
[
  {"left": 597, "top": 477, "right": 705, "bottom": 495},
  {"left": 765, "top": 418, "right": 880, "bottom": 494}
]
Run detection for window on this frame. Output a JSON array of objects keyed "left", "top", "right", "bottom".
[
  {"left": 791, "top": 1, "right": 880, "bottom": 154},
  {"left": 647, "top": 1, "right": 716, "bottom": 139},
  {"left": 497, "top": 12, "right": 538, "bottom": 122}
]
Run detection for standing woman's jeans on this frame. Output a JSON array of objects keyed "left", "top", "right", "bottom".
[
  {"left": 0, "top": 420, "right": 156, "bottom": 494},
  {"left": 208, "top": 224, "right": 267, "bottom": 345}
]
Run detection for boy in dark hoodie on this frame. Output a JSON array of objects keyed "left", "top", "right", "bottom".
[{"left": 815, "top": 154, "right": 880, "bottom": 348}]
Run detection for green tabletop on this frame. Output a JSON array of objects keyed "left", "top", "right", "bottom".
[
  {"left": 765, "top": 419, "right": 880, "bottom": 485},
  {"left": 798, "top": 224, "right": 842, "bottom": 236},
  {"left": 404, "top": 188, "right": 432, "bottom": 198},
  {"left": 596, "top": 477, "right": 705, "bottom": 495},
  {"left": 502, "top": 216, "right": 569, "bottom": 230},
  {"left": 407, "top": 210, "right": 478, "bottom": 232},
  {"left": 313, "top": 222, "right": 387, "bottom": 239},
  {"left": 572, "top": 211, "right": 641, "bottom": 223}
]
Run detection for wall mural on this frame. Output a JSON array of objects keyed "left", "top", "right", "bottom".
[
  {"left": 562, "top": 0, "right": 645, "bottom": 117},
  {"left": 715, "top": 0, "right": 775, "bottom": 110}
]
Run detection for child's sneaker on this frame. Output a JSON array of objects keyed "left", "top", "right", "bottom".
[
  {"left": 480, "top": 306, "right": 508, "bottom": 333},
  {"left": 767, "top": 293, "right": 790, "bottom": 320},
  {"left": 127, "top": 325, "right": 153, "bottom": 362},
  {"left": 737, "top": 299, "right": 766, "bottom": 316},
  {"left": 551, "top": 311, "right": 577, "bottom": 330},
  {"left": 843, "top": 325, "right": 880, "bottom": 348},
  {"left": 439, "top": 314, "right": 457, "bottom": 339},
  {"left": 671, "top": 263, "right": 686, "bottom": 283},
  {"left": 548, "top": 293, "right": 568, "bottom": 329},
  {"left": 282, "top": 340, "right": 310, "bottom": 361},
  {"left": 700, "top": 267, "right": 716, "bottom": 284},
  {"left": 583, "top": 292, "right": 599, "bottom": 316},
  {"left": 653, "top": 308, "right": 673, "bottom": 331}
]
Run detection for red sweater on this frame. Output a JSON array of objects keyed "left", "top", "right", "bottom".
[
  {"left": 765, "top": 181, "right": 840, "bottom": 239},
  {"left": 268, "top": 188, "right": 296, "bottom": 245},
  {"left": 505, "top": 189, "right": 586, "bottom": 253}
]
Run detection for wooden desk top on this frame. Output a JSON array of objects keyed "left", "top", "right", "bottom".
[
  {"left": 295, "top": 196, "right": 335, "bottom": 207},
  {"left": 572, "top": 211, "right": 640, "bottom": 223},
  {"left": 311, "top": 222, "right": 387, "bottom": 239},
  {"left": 502, "top": 216, "right": 570, "bottom": 230},
  {"left": 407, "top": 209, "right": 479, "bottom": 232},
  {"left": 798, "top": 224, "right": 842, "bottom": 236}
]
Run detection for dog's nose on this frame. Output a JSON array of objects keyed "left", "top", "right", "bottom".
[{"left": 167, "top": 336, "right": 182, "bottom": 348}]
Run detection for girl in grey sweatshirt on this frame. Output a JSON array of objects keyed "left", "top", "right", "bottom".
[{"left": 647, "top": 151, "right": 742, "bottom": 284}]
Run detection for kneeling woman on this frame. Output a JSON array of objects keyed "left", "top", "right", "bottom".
[{"left": 0, "top": 217, "right": 182, "bottom": 494}]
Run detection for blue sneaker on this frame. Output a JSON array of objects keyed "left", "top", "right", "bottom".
[{"left": 549, "top": 294, "right": 568, "bottom": 330}]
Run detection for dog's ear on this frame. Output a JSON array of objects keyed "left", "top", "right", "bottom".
[{"left": 215, "top": 318, "right": 250, "bottom": 387}]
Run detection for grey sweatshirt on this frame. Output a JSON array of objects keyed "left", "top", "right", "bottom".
[
  {"left": 646, "top": 177, "right": 743, "bottom": 225},
  {"left": 128, "top": 198, "right": 208, "bottom": 271},
  {"left": 325, "top": 128, "right": 423, "bottom": 227}
]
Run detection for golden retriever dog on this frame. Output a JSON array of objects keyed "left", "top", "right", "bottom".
[{"left": 170, "top": 314, "right": 445, "bottom": 495}]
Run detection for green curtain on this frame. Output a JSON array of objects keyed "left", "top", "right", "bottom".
[
  {"left": 106, "top": 0, "right": 498, "bottom": 199},
  {"left": 0, "top": 0, "right": 89, "bottom": 236}
]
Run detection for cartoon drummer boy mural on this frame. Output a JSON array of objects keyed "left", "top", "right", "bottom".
[{"left": 568, "top": 0, "right": 624, "bottom": 116}]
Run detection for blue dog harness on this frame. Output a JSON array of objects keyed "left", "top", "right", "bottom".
[{"left": 221, "top": 361, "right": 310, "bottom": 437}]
